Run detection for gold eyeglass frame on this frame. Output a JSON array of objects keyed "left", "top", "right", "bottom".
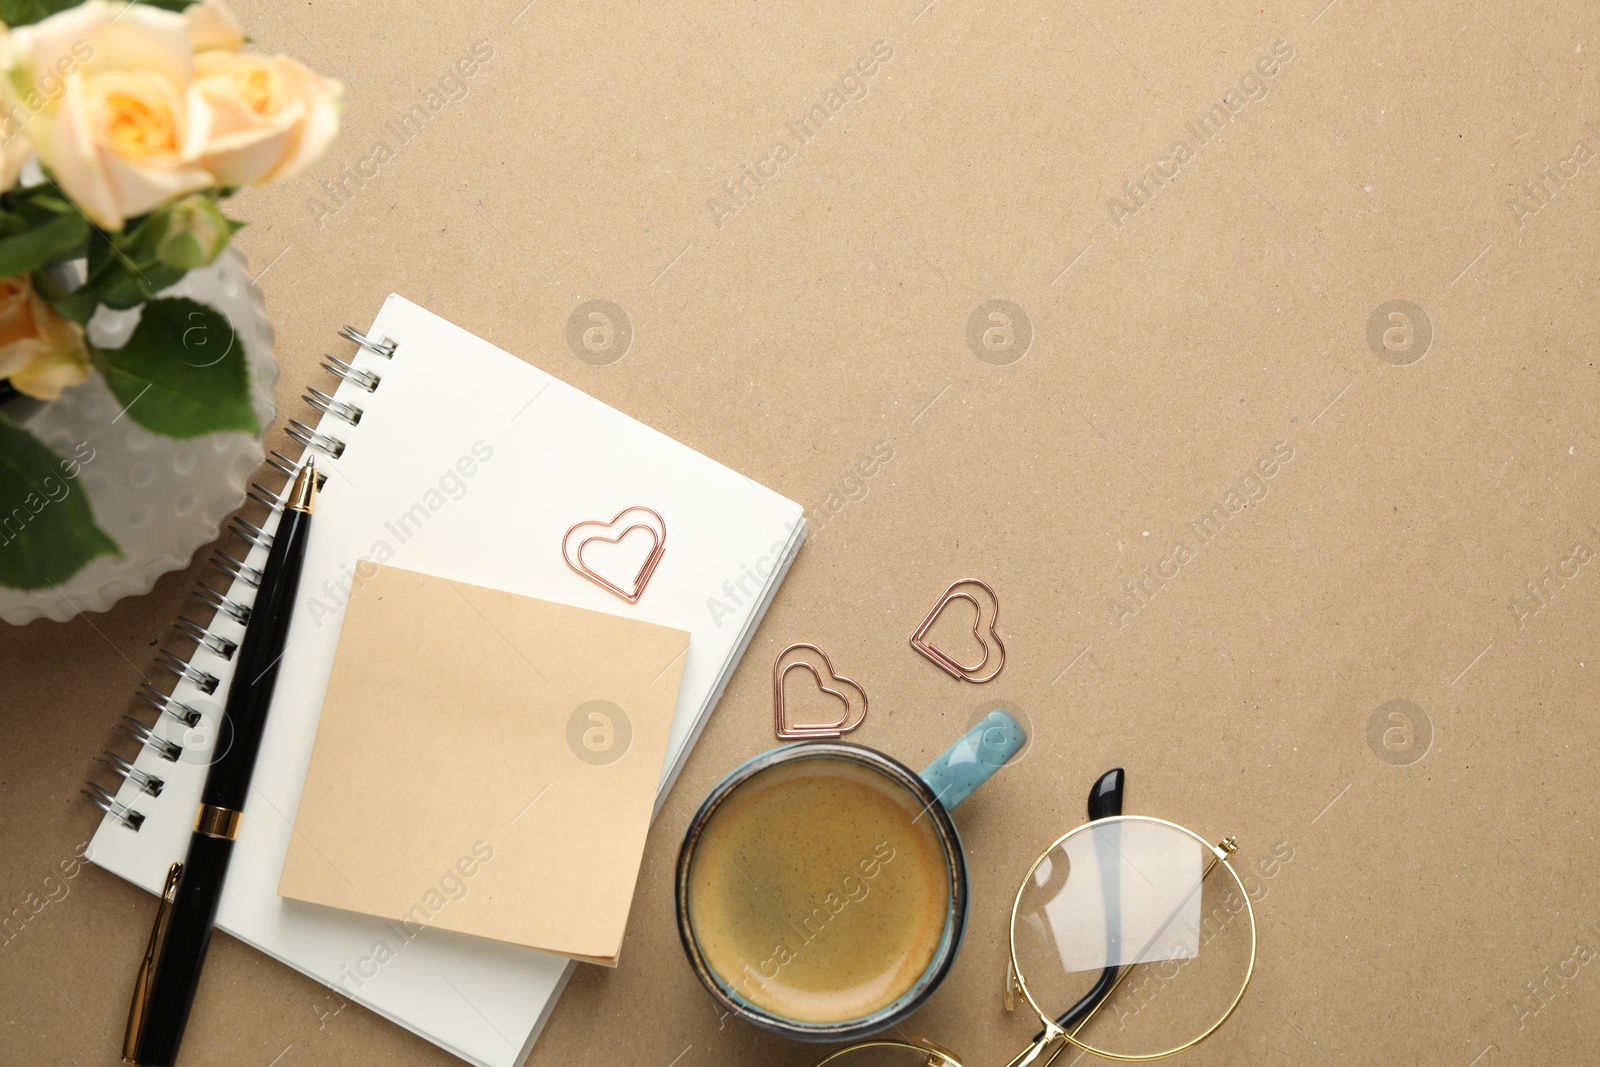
[{"left": 812, "top": 815, "right": 1258, "bottom": 1067}]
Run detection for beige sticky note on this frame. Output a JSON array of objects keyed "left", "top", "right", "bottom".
[{"left": 278, "top": 564, "right": 689, "bottom": 965}]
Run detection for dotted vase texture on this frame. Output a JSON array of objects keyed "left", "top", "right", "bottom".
[{"left": 0, "top": 245, "right": 278, "bottom": 625}]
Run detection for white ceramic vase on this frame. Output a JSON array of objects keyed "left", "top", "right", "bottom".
[{"left": 0, "top": 245, "right": 278, "bottom": 625}]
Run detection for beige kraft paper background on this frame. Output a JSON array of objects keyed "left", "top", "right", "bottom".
[{"left": 4, "top": 0, "right": 1598, "bottom": 1064}]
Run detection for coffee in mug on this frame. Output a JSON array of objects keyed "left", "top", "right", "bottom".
[
  {"left": 685, "top": 756, "right": 951, "bottom": 1023},
  {"left": 677, "top": 713, "right": 1027, "bottom": 1042}
]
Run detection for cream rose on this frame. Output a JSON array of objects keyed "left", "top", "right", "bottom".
[
  {"left": 184, "top": 50, "right": 342, "bottom": 187},
  {"left": 7, "top": 0, "right": 213, "bottom": 231},
  {"left": 0, "top": 274, "right": 90, "bottom": 401}
]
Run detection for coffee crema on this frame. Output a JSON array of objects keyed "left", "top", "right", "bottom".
[{"left": 686, "top": 756, "right": 952, "bottom": 1024}]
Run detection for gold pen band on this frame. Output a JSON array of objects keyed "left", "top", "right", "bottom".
[{"left": 195, "top": 804, "right": 242, "bottom": 840}]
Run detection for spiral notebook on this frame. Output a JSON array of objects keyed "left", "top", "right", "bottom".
[{"left": 81, "top": 297, "right": 805, "bottom": 1067}]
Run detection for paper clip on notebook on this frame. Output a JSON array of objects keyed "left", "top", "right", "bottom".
[{"left": 563, "top": 506, "right": 667, "bottom": 603}]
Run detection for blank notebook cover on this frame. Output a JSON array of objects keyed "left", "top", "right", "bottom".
[
  {"left": 279, "top": 565, "right": 690, "bottom": 964},
  {"left": 86, "top": 296, "right": 806, "bottom": 1067}
]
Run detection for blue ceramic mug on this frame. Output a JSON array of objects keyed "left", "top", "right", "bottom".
[{"left": 674, "top": 711, "right": 1026, "bottom": 1042}]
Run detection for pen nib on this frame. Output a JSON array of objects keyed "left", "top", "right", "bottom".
[{"left": 287, "top": 455, "right": 318, "bottom": 514}]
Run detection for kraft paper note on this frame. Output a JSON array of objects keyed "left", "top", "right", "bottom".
[{"left": 278, "top": 564, "right": 690, "bottom": 965}]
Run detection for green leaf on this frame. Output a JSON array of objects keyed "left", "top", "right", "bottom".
[
  {"left": 0, "top": 411, "right": 118, "bottom": 590},
  {"left": 0, "top": 1, "right": 80, "bottom": 26},
  {"left": 4, "top": 183, "right": 78, "bottom": 215},
  {"left": 84, "top": 225, "right": 116, "bottom": 283},
  {"left": 0, "top": 0, "right": 194, "bottom": 24},
  {"left": 98, "top": 297, "right": 259, "bottom": 439},
  {"left": 95, "top": 259, "right": 187, "bottom": 310},
  {"left": 28, "top": 193, "right": 77, "bottom": 215},
  {"left": 0, "top": 211, "right": 87, "bottom": 278},
  {"left": 33, "top": 270, "right": 98, "bottom": 325}
]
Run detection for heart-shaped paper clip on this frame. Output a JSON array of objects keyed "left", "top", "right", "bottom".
[
  {"left": 909, "top": 578, "right": 1005, "bottom": 683},
  {"left": 773, "top": 643, "right": 869, "bottom": 740},
  {"left": 562, "top": 506, "right": 667, "bottom": 603}
]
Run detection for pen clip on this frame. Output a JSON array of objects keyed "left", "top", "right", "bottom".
[{"left": 123, "top": 862, "right": 182, "bottom": 1066}]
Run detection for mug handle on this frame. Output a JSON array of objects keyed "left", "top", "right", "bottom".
[{"left": 919, "top": 709, "right": 1027, "bottom": 811}]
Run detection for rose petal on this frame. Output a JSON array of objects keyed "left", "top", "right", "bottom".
[
  {"left": 1, "top": 289, "right": 89, "bottom": 401},
  {"left": 198, "top": 124, "right": 294, "bottom": 187},
  {"left": 48, "top": 78, "right": 123, "bottom": 229},
  {"left": 9, "top": 341, "right": 91, "bottom": 400},
  {"left": 18, "top": 1, "right": 191, "bottom": 87},
  {"left": 102, "top": 148, "right": 212, "bottom": 220},
  {"left": 0, "top": 338, "right": 46, "bottom": 380},
  {"left": 260, "top": 57, "right": 343, "bottom": 184},
  {"left": 187, "top": 0, "right": 246, "bottom": 54}
]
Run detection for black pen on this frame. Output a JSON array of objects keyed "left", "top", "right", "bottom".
[{"left": 124, "top": 457, "right": 319, "bottom": 1067}]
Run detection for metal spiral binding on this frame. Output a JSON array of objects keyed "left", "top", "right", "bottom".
[
  {"left": 287, "top": 419, "right": 345, "bottom": 459},
  {"left": 85, "top": 323, "right": 395, "bottom": 833},
  {"left": 306, "top": 387, "right": 363, "bottom": 426},
  {"left": 115, "top": 717, "right": 181, "bottom": 761},
  {"left": 321, "top": 353, "right": 380, "bottom": 391},
  {"left": 96, "top": 751, "right": 164, "bottom": 797},
  {"left": 136, "top": 682, "right": 202, "bottom": 728},
  {"left": 229, "top": 516, "right": 273, "bottom": 550},
  {"left": 339, "top": 324, "right": 396, "bottom": 357},
  {"left": 176, "top": 614, "right": 238, "bottom": 660},
  {"left": 247, "top": 481, "right": 286, "bottom": 513},
  {"left": 211, "top": 550, "right": 263, "bottom": 588},
  {"left": 195, "top": 581, "right": 252, "bottom": 624},
  {"left": 154, "top": 649, "right": 219, "bottom": 694},
  {"left": 82, "top": 782, "right": 144, "bottom": 830},
  {"left": 264, "top": 450, "right": 328, "bottom": 488}
]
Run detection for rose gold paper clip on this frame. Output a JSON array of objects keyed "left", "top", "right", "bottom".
[
  {"left": 909, "top": 578, "right": 1005, "bottom": 683},
  {"left": 773, "top": 643, "right": 869, "bottom": 740},
  {"left": 562, "top": 506, "right": 667, "bottom": 603}
]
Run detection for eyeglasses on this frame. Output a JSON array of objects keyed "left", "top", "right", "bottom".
[{"left": 811, "top": 774, "right": 1257, "bottom": 1066}]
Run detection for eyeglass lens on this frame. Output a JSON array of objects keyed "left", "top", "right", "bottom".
[{"left": 1010, "top": 818, "right": 1253, "bottom": 1059}]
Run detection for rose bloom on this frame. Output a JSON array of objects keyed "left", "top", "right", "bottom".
[
  {"left": 0, "top": 274, "right": 90, "bottom": 401},
  {"left": 7, "top": 0, "right": 212, "bottom": 230},
  {"left": 184, "top": 49, "right": 342, "bottom": 187}
]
